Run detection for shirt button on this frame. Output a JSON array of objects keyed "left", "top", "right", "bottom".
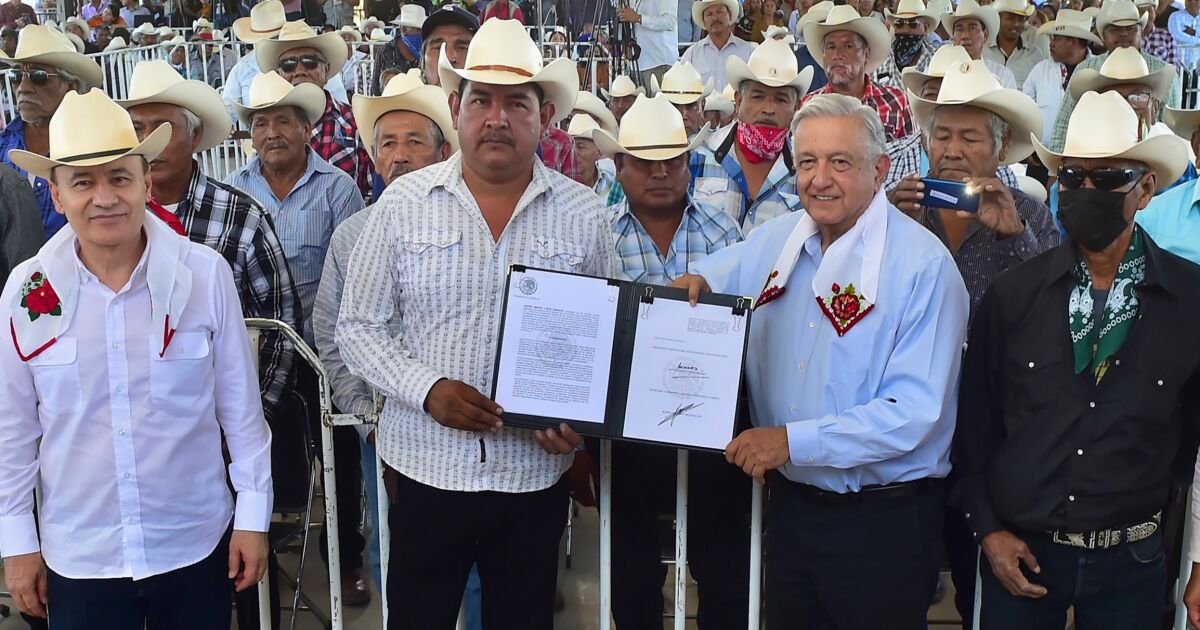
[
  {"left": 119, "top": 429, "right": 127, "bottom": 436},
  {"left": 1157, "top": 380, "right": 1164, "bottom": 386},
  {"left": 1028, "top": 361, "right": 1035, "bottom": 369},
  {"left": 789, "top": 404, "right": 797, "bottom": 412},
  {"left": 1114, "top": 359, "right": 1121, "bottom": 366},
  {"left": 124, "top": 472, "right": 132, "bottom": 479},
  {"left": 797, "top": 361, "right": 806, "bottom": 369},
  {"left": 808, "top": 322, "right": 815, "bottom": 328},
  {"left": 965, "top": 512, "right": 972, "bottom": 518},
  {"left": 1068, "top": 495, "right": 1076, "bottom": 502},
  {"left": 1076, "top": 449, "right": 1084, "bottom": 456},
  {"left": 112, "top": 342, "right": 120, "bottom": 349},
  {"left": 1089, "top": 401, "right": 1096, "bottom": 408}
]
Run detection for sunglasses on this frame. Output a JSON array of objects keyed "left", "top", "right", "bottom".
[
  {"left": 893, "top": 18, "right": 922, "bottom": 27},
  {"left": 1057, "top": 165, "right": 1146, "bottom": 190},
  {"left": 278, "top": 54, "right": 324, "bottom": 73},
  {"left": 8, "top": 69, "right": 63, "bottom": 86}
]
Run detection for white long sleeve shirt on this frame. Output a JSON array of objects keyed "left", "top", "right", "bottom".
[
  {"left": 1022, "top": 57, "right": 1073, "bottom": 143},
  {"left": 632, "top": 0, "right": 680, "bottom": 71},
  {"left": 0, "top": 234, "right": 273, "bottom": 580}
]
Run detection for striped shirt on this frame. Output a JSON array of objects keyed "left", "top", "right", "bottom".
[
  {"left": 225, "top": 148, "right": 364, "bottom": 345},
  {"left": 690, "top": 123, "right": 800, "bottom": 232},
  {"left": 610, "top": 197, "right": 743, "bottom": 285},
  {"left": 335, "top": 153, "right": 612, "bottom": 493}
]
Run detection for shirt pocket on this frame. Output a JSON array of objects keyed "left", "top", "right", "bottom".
[
  {"left": 530, "top": 236, "right": 586, "bottom": 269},
  {"left": 149, "top": 331, "right": 214, "bottom": 411},
  {"left": 398, "top": 229, "right": 463, "bottom": 295},
  {"left": 28, "top": 338, "right": 82, "bottom": 415},
  {"left": 692, "top": 176, "right": 731, "bottom": 214},
  {"left": 1002, "top": 343, "right": 1064, "bottom": 427}
]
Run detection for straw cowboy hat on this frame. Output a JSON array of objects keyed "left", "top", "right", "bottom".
[
  {"left": 601, "top": 74, "right": 644, "bottom": 100},
  {"left": 130, "top": 22, "right": 159, "bottom": 43},
  {"left": 369, "top": 29, "right": 392, "bottom": 43},
  {"left": 104, "top": 36, "right": 129, "bottom": 51},
  {"left": 338, "top": 25, "right": 362, "bottom": 42},
  {"left": 728, "top": 37, "right": 815, "bottom": 93},
  {"left": 1149, "top": 120, "right": 1196, "bottom": 163},
  {"left": 803, "top": 4, "right": 893, "bottom": 74},
  {"left": 573, "top": 90, "right": 619, "bottom": 135},
  {"left": 8, "top": 88, "right": 171, "bottom": 180},
  {"left": 703, "top": 84, "right": 736, "bottom": 117},
  {"left": 650, "top": 61, "right": 712, "bottom": 105},
  {"left": 1165, "top": 106, "right": 1200, "bottom": 141},
  {"left": 352, "top": 68, "right": 459, "bottom": 160},
  {"left": 691, "top": 0, "right": 740, "bottom": 27},
  {"left": 567, "top": 112, "right": 602, "bottom": 139},
  {"left": 1069, "top": 46, "right": 1174, "bottom": 100},
  {"left": 193, "top": 17, "right": 214, "bottom": 32},
  {"left": 592, "top": 93, "right": 712, "bottom": 161},
  {"left": 64, "top": 17, "right": 90, "bottom": 41},
  {"left": 256, "top": 21, "right": 349, "bottom": 74},
  {"left": 438, "top": 18, "right": 579, "bottom": 125},
  {"left": 358, "top": 16, "right": 385, "bottom": 33},
  {"left": 232, "top": 0, "right": 286, "bottom": 42},
  {"left": 910, "top": 59, "right": 1043, "bottom": 164},
  {"left": 0, "top": 24, "right": 102, "bottom": 90},
  {"left": 157, "top": 26, "right": 177, "bottom": 40},
  {"left": 940, "top": 0, "right": 1001, "bottom": 45},
  {"left": 232, "top": 70, "right": 326, "bottom": 127},
  {"left": 1008, "top": 163, "right": 1047, "bottom": 202},
  {"left": 1081, "top": 6, "right": 1101, "bottom": 20},
  {"left": 763, "top": 24, "right": 795, "bottom": 43},
  {"left": 797, "top": 1, "right": 834, "bottom": 29},
  {"left": 900, "top": 44, "right": 971, "bottom": 94},
  {"left": 1037, "top": 8, "right": 1103, "bottom": 47},
  {"left": 210, "top": 29, "right": 229, "bottom": 42},
  {"left": 1096, "top": 0, "right": 1147, "bottom": 33},
  {"left": 885, "top": 0, "right": 938, "bottom": 31},
  {"left": 63, "top": 32, "right": 84, "bottom": 53},
  {"left": 1033, "top": 90, "right": 1188, "bottom": 191},
  {"left": 993, "top": 0, "right": 1036, "bottom": 18},
  {"left": 393, "top": 4, "right": 426, "bottom": 29},
  {"left": 115, "top": 59, "right": 232, "bottom": 152}
]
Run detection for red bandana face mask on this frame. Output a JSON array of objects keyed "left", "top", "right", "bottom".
[{"left": 735, "top": 122, "right": 789, "bottom": 164}]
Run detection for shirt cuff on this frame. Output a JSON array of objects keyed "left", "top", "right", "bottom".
[
  {"left": 786, "top": 420, "right": 820, "bottom": 467},
  {"left": 0, "top": 513, "right": 40, "bottom": 558},
  {"left": 233, "top": 491, "right": 274, "bottom": 533},
  {"left": 962, "top": 502, "right": 1005, "bottom": 543},
  {"left": 402, "top": 369, "right": 447, "bottom": 416}
]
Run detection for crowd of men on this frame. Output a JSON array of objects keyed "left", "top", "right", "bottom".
[{"left": 3, "top": 0, "right": 1200, "bottom": 629}]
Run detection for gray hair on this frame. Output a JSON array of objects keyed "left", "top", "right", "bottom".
[
  {"left": 56, "top": 67, "right": 84, "bottom": 91},
  {"left": 372, "top": 113, "right": 447, "bottom": 150},
  {"left": 790, "top": 93, "right": 887, "bottom": 161},
  {"left": 922, "top": 106, "right": 1010, "bottom": 160},
  {"left": 180, "top": 107, "right": 202, "bottom": 137}
]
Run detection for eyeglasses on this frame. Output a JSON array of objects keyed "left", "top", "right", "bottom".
[
  {"left": 278, "top": 54, "right": 324, "bottom": 73},
  {"left": 893, "top": 18, "right": 922, "bottom": 27},
  {"left": 1124, "top": 91, "right": 1153, "bottom": 106},
  {"left": 7, "top": 69, "right": 63, "bottom": 87},
  {"left": 1057, "top": 165, "right": 1146, "bottom": 190}
]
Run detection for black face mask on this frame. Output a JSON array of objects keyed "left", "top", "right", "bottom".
[{"left": 1057, "top": 187, "right": 1132, "bottom": 252}]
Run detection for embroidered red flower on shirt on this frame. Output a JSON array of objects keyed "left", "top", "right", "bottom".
[
  {"left": 817, "top": 282, "right": 873, "bottom": 337},
  {"left": 20, "top": 272, "right": 62, "bottom": 321}
]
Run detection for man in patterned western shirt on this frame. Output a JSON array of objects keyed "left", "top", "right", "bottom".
[
  {"left": 336, "top": 19, "right": 611, "bottom": 629},
  {"left": 1137, "top": 0, "right": 1179, "bottom": 66}
]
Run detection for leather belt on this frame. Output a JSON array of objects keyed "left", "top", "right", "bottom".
[
  {"left": 1048, "top": 511, "right": 1162, "bottom": 550},
  {"left": 789, "top": 478, "right": 937, "bottom": 505}
]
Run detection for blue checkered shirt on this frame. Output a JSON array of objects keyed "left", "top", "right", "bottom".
[
  {"left": 609, "top": 196, "right": 744, "bottom": 285},
  {"left": 690, "top": 123, "right": 800, "bottom": 232}
]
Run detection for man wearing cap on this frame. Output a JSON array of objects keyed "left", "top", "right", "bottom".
[
  {"left": 1138, "top": 106, "right": 1200, "bottom": 264},
  {"left": 0, "top": 88, "right": 273, "bottom": 629},
  {"left": 616, "top": 0, "right": 679, "bottom": 88},
  {"left": 371, "top": 4, "right": 425, "bottom": 94},
  {"left": 335, "top": 19, "right": 610, "bottom": 628},
  {"left": 680, "top": 0, "right": 756, "bottom": 91},
  {"left": 650, "top": 61, "right": 711, "bottom": 136},
  {"left": 943, "top": 0, "right": 1019, "bottom": 87},
  {"left": 1169, "top": 0, "right": 1200, "bottom": 67},
  {"left": 1022, "top": 9, "right": 1097, "bottom": 142},
  {"left": 802, "top": 5, "right": 916, "bottom": 143},
  {"left": 672, "top": 92, "right": 969, "bottom": 629},
  {"left": 416, "top": 4, "right": 478, "bottom": 88},
  {"left": 1138, "top": 0, "right": 1179, "bottom": 66},
  {"left": 0, "top": 24, "right": 104, "bottom": 239},
  {"left": 872, "top": 0, "right": 941, "bottom": 90},
  {"left": 602, "top": 74, "right": 645, "bottom": 123},
  {"left": 952, "top": 89, "right": 1200, "bottom": 628},
  {"left": 983, "top": 0, "right": 1048, "bottom": 86}
]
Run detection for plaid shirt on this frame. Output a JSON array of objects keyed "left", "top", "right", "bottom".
[
  {"left": 804, "top": 78, "right": 915, "bottom": 143},
  {"left": 884, "top": 131, "right": 1020, "bottom": 191},
  {"left": 609, "top": 196, "right": 744, "bottom": 285},
  {"left": 175, "top": 165, "right": 303, "bottom": 412},
  {"left": 311, "top": 91, "right": 374, "bottom": 198},
  {"left": 691, "top": 123, "right": 801, "bottom": 232},
  {"left": 1144, "top": 27, "right": 1179, "bottom": 67},
  {"left": 539, "top": 126, "right": 580, "bottom": 182}
]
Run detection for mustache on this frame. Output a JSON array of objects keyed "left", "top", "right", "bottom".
[
  {"left": 17, "top": 96, "right": 42, "bottom": 106},
  {"left": 478, "top": 131, "right": 514, "bottom": 145}
]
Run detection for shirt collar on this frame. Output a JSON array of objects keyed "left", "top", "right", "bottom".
[
  {"left": 248, "top": 147, "right": 332, "bottom": 189},
  {"left": 73, "top": 234, "right": 151, "bottom": 292},
  {"left": 424, "top": 151, "right": 556, "bottom": 208}
]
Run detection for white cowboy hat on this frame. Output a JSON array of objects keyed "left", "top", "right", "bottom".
[
  {"left": 900, "top": 44, "right": 971, "bottom": 95},
  {"left": 592, "top": 93, "right": 711, "bottom": 161},
  {"left": 352, "top": 68, "right": 459, "bottom": 160},
  {"left": 1165, "top": 106, "right": 1200, "bottom": 141},
  {"left": 1007, "top": 163, "right": 1047, "bottom": 202},
  {"left": 369, "top": 28, "right": 391, "bottom": 43},
  {"left": 691, "top": 0, "right": 740, "bottom": 27},
  {"left": 256, "top": 21, "right": 349, "bottom": 74},
  {"left": 438, "top": 18, "right": 579, "bottom": 125},
  {"left": 0, "top": 24, "right": 102, "bottom": 90},
  {"left": 926, "top": 0, "right": 954, "bottom": 18},
  {"left": 797, "top": 1, "right": 835, "bottom": 29},
  {"left": 993, "top": 0, "right": 1036, "bottom": 17},
  {"left": 63, "top": 32, "right": 84, "bottom": 53},
  {"left": 601, "top": 74, "right": 644, "bottom": 99},
  {"left": 728, "top": 37, "right": 814, "bottom": 93},
  {"left": 910, "top": 59, "right": 1043, "bottom": 164},
  {"left": 130, "top": 22, "right": 159, "bottom": 42},
  {"left": 338, "top": 25, "right": 362, "bottom": 42},
  {"left": 393, "top": 4, "right": 427, "bottom": 29},
  {"left": 210, "top": 29, "right": 228, "bottom": 42},
  {"left": 115, "top": 59, "right": 232, "bottom": 152},
  {"left": 1037, "top": 8, "right": 1103, "bottom": 46},
  {"left": 1134, "top": 0, "right": 1156, "bottom": 7},
  {"left": 232, "top": 0, "right": 286, "bottom": 42},
  {"left": 64, "top": 17, "right": 90, "bottom": 41},
  {"left": 1069, "top": 46, "right": 1174, "bottom": 100},
  {"left": 193, "top": 17, "right": 214, "bottom": 32},
  {"left": 650, "top": 61, "right": 712, "bottom": 105},
  {"left": 804, "top": 4, "right": 893, "bottom": 74},
  {"left": 566, "top": 112, "right": 601, "bottom": 139},
  {"left": 358, "top": 16, "right": 385, "bottom": 33},
  {"left": 232, "top": 70, "right": 326, "bottom": 127},
  {"left": 703, "top": 88, "right": 735, "bottom": 117},
  {"left": 940, "top": 0, "right": 1001, "bottom": 45},
  {"left": 763, "top": 24, "right": 795, "bottom": 43},
  {"left": 8, "top": 88, "right": 171, "bottom": 180},
  {"left": 1096, "top": 0, "right": 1148, "bottom": 33},
  {"left": 104, "top": 36, "right": 129, "bottom": 51},
  {"left": 573, "top": 90, "right": 618, "bottom": 135},
  {"left": 1033, "top": 90, "right": 1188, "bottom": 191},
  {"left": 157, "top": 26, "right": 177, "bottom": 40},
  {"left": 1148, "top": 120, "right": 1196, "bottom": 163},
  {"left": 42, "top": 20, "right": 59, "bottom": 32},
  {"left": 885, "top": 0, "right": 938, "bottom": 30}
]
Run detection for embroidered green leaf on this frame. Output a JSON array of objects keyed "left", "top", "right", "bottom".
[
  {"left": 50, "top": 305, "right": 61, "bottom": 317},
  {"left": 20, "top": 295, "right": 27, "bottom": 309},
  {"left": 28, "top": 311, "right": 39, "bottom": 322}
]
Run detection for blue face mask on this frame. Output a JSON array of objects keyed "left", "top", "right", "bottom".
[{"left": 402, "top": 33, "right": 422, "bottom": 55}]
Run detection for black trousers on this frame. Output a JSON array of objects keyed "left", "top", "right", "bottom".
[
  {"left": 764, "top": 478, "right": 945, "bottom": 630},
  {"left": 385, "top": 472, "right": 569, "bottom": 630},
  {"left": 609, "top": 441, "right": 751, "bottom": 629},
  {"left": 944, "top": 507, "right": 979, "bottom": 630}
]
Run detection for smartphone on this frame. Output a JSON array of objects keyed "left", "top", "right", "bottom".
[{"left": 919, "top": 178, "right": 980, "bottom": 212}]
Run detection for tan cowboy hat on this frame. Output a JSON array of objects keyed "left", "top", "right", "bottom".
[
  {"left": 592, "top": 93, "right": 711, "bottom": 161},
  {"left": 193, "top": 17, "right": 214, "bottom": 32},
  {"left": 369, "top": 28, "right": 391, "bottom": 43},
  {"left": 567, "top": 113, "right": 601, "bottom": 139},
  {"left": 256, "top": 21, "right": 349, "bottom": 74},
  {"left": 703, "top": 87, "right": 735, "bottom": 117},
  {"left": 104, "top": 36, "right": 129, "bottom": 52},
  {"left": 910, "top": 59, "right": 1043, "bottom": 164},
  {"left": 232, "top": 70, "right": 326, "bottom": 127},
  {"left": 1148, "top": 120, "right": 1196, "bottom": 163},
  {"left": 232, "top": 0, "right": 286, "bottom": 42},
  {"left": 763, "top": 25, "right": 795, "bottom": 42},
  {"left": 161, "top": 35, "right": 186, "bottom": 51},
  {"left": 728, "top": 37, "right": 815, "bottom": 93},
  {"left": 130, "top": 22, "right": 159, "bottom": 43},
  {"left": 1096, "top": 0, "right": 1147, "bottom": 33},
  {"left": 797, "top": 1, "right": 834, "bottom": 29},
  {"left": 9, "top": 88, "right": 172, "bottom": 180},
  {"left": 803, "top": 4, "right": 893, "bottom": 74},
  {"left": 885, "top": 0, "right": 938, "bottom": 31},
  {"left": 940, "top": 0, "right": 1001, "bottom": 45},
  {"left": 901, "top": 44, "right": 972, "bottom": 95},
  {"left": 650, "top": 61, "right": 712, "bottom": 105},
  {"left": 1037, "top": 9, "right": 1103, "bottom": 46},
  {"left": 438, "top": 18, "right": 579, "bottom": 125},
  {"left": 353, "top": 68, "right": 459, "bottom": 160},
  {"left": 1069, "top": 46, "right": 1174, "bottom": 100},
  {"left": 691, "top": 0, "right": 740, "bottom": 27},
  {"left": 601, "top": 74, "right": 645, "bottom": 99},
  {"left": 157, "top": 26, "right": 177, "bottom": 40},
  {"left": 210, "top": 29, "right": 229, "bottom": 42},
  {"left": 1165, "top": 106, "right": 1200, "bottom": 141},
  {"left": 0, "top": 25, "right": 102, "bottom": 90},
  {"left": 1033, "top": 90, "right": 1188, "bottom": 191},
  {"left": 63, "top": 32, "right": 84, "bottom": 53},
  {"left": 358, "top": 16, "right": 385, "bottom": 33},
  {"left": 573, "top": 90, "right": 618, "bottom": 135},
  {"left": 926, "top": 0, "right": 954, "bottom": 19},
  {"left": 993, "top": 0, "right": 1036, "bottom": 17},
  {"left": 115, "top": 59, "right": 232, "bottom": 152},
  {"left": 64, "top": 17, "right": 90, "bottom": 41},
  {"left": 393, "top": 4, "right": 426, "bottom": 29},
  {"left": 339, "top": 25, "right": 362, "bottom": 42}
]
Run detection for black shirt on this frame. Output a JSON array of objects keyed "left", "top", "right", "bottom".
[{"left": 950, "top": 233, "right": 1200, "bottom": 540}]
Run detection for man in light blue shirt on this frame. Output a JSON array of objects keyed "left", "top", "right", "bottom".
[
  {"left": 1140, "top": 106, "right": 1200, "bottom": 264},
  {"left": 675, "top": 94, "right": 969, "bottom": 629}
]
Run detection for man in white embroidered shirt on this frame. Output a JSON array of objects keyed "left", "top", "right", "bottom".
[
  {"left": 336, "top": 19, "right": 610, "bottom": 629},
  {"left": 0, "top": 89, "right": 272, "bottom": 628}
]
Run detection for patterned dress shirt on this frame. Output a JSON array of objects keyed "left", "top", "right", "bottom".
[
  {"left": 883, "top": 133, "right": 1020, "bottom": 192},
  {"left": 539, "top": 126, "right": 580, "bottom": 183},
  {"left": 609, "top": 196, "right": 743, "bottom": 285},
  {"left": 690, "top": 123, "right": 800, "bottom": 232},
  {"left": 872, "top": 37, "right": 942, "bottom": 90},
  {"left": 311, "top": 91, "right": 373, "bottom": 198},
  {"left": 0, "top": 118, "right": 64, "bottom": 239},
  {"left": 335, "top": 153, "right": 613, "bottom": 493},
  {"left": 371, "top": 39, "right": 419, "bottom": 95},
  {"left": 803, "top": 78, "right": 915, "bottom": 143},
  {"left": 1144, "top": 26, "right": 1180, "bottom": 67}
]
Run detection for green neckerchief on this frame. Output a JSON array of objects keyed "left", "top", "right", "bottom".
[{"left": 1068, "top": 227, "right": 1146, "bottom": 382}]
